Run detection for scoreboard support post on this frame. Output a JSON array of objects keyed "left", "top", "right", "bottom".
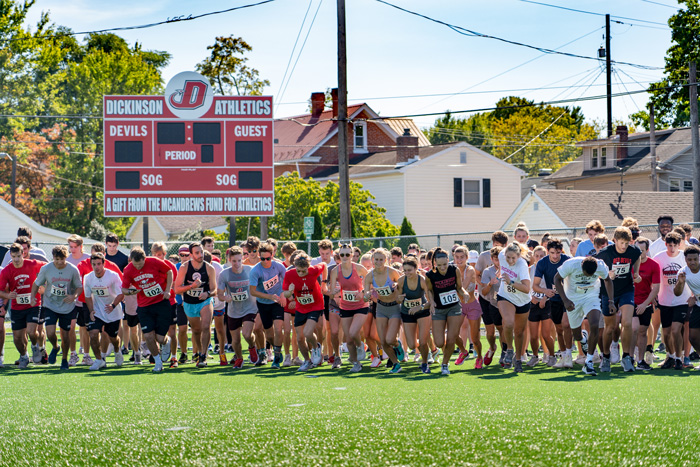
[{"left": 143, "top": 217, "right": 149, "bottom": 252}]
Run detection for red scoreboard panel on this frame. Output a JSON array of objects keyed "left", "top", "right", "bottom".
[{"left": 103, "top": 73, "right": 274, "bottom": 217}]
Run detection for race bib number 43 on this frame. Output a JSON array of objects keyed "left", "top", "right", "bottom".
[
  {"left": 438, "top": 290, "right": 459, "bottom": 306},
  {"left": 143, "top": 284, "right": 164, "bottom": 298}
]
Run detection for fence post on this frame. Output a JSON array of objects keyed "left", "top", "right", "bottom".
[
  {"left": 437, "top": 235, "right": 441, "bottom": 247},
  {"left": 379, "top": 239, "right": 383, "bottom": 248}
]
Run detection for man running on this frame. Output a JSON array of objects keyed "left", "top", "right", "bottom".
[
  {"left": 632, "top": 237, "right": 661, "bottom": 371},
  {"left": 104, "top": 232, "right": 129, "bottom": 357},
  {"left": 674, "top": 245, "right": 700, "bottom": 370},
  {"left": 151, "top": 242, "right": 179, "bottom": 368},
  {"left": 66, "top": 234, "right": 91, "bottom": 366},
  {"left": 649, "top": 215, "right": 674, "bottom": 258}
]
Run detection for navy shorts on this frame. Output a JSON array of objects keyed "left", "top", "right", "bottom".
[
  {"left": 294, "top": 309, "right": 322, "bottom": 328},
  {"left": 601, "top": 291, "right": 635, "bottom": 317},
  {"left": 136, "top": 299, "right": 171, "bottom": 336},
  {"left": 257, "top": 302, "right": 284, "bottom": 329},
  {"left": 44, "top": 308, "right": 73, "bottom": 331},
  {"left": 88, "top": 317, "right": 120, "bottom": 337}
]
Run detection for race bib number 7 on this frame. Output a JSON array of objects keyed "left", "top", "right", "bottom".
[
  {"left": 576, "top": 284, "right": 594, "bottom": 294},
  {"left": 143, "top": 284, "right": 164, "bottom": 298},
  {"left": 438, "top": 290, "right": 459, "bottom": 306},
  {"left": 16, "top": 293, "right": 31, "bottom": 305},
  {"left": 297, "top": 295, "right": 315, "bottom": 306}
]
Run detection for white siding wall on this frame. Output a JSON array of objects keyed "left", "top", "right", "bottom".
[
  {"left": 502, "top": 195, "right": 568, "bottom": 231},
  {"left": 352, "top": 174, "right": 405, "bottom": 226},
  {"left": 403, "top": 146, "right": 522, "bottom": 236},
  {"left": 125, "top": 217, "right": 168, "bottom": 242}
]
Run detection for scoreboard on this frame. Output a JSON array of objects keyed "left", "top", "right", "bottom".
[{"left": 103, "top": 71, "right": 274, "bottom": 217}]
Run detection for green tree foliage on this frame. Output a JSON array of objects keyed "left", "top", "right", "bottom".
[
  {"left": 196, "top": 36, "right": 270, "bottom": 96},
  {"left": 646, "top": 0, "right": 700, "bottom": 128},
  {"left": 423, "top": 97, "right": 597, "bottom": 176},
  {"left": 311, "top": 207, "right": 324, "bottom": 241},
  {"left": 399, "top": 216, "right": 419, "bottom": 247}
]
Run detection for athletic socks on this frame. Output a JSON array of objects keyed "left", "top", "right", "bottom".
[
  {"left": 622, "top": 352, "right": 630, "bottom": 358},
  {"left": 585, "top": 354, "right": 593, "bottom": 363},
  {"left": 154, "top": 355, "right": 162, "bottom": 364},
  {"left": 603, "top": 353, "right": 611, "bottom": 359},
  {"left": 646, "top": 345, "right": 653, "bottom": 353}
]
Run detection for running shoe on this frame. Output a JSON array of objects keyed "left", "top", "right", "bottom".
[
  {"left": 455, "top": 351, "right": 469, "bottom": 366},
  {"left": 31, "top": 344, "right": 41, "bottom": 364},
  {"left": 213, "top": 344, "right": 220, "bottom": 354},
  {"left": 179, "top": 352, "right": 188, "bottom": 364},
  {"left": 134, "top": 352, "right": 143, "bottom": 365},
  {"left": 340, "top": 343, "right": 349, "bottom": 354},
  {"left": 427, "top": 353, "right": 435, "bottom": 364},
  {"left": 499, "top": 351, "right": 506, "bottom": 367},
  {"left": 283, "top": 354, "right": 292, "bottom": 367},
  {"left": 292, "top": 356, "right": 303, "bottom": 366},
  {"left": 389, "top": 362, "right": 402, "bottom": 374},
  {"left": 553, "top": 357, "right": 565, "bottom": 369},
  {"left": 413, "top": 353, "right": 421, "bottom": 363},
  {"left": 129, "top": 352, "right": 135, "bottom": 362},
  {"left": 332, "top": 356, "right": 342, "bottom": 369},
  {"left": 483, "top": 348, "right": 494, "bottom": 366},
  {"left": 48, "top": 348, "right": 59, "bottom": 365},
  {"left": 546, "top": 355, "right": 557, "bottom": 367},
  {"left": 563, "top": 354, "right": 574, "bottom": 369},
  {"left": 82, "top": 354, "right": 93, "bottom": 366},
  {"left": 356, "top": 345, "right": 367, "bottom": 362},
  {"left": 474, "top": 356, "right": 483, "bottom": 369},
  {"left": 431, "top": 348, "right": 440, "bottom": 362},
  {"left": 659, "top": 358, "right": 675, "bottom": 369},
  {"left": 621, "top": 355, "right": 635, "bottom": 372},
  {"left": 121, "top": 346, "right": 129, "bottom": 356},
  {"left": 232, "top": 358, "right": 244, "bottom": 369},
  {"left": 115, "top": 352, "right": 124, "bottom": 367},
  {"left": 420, "top": 363, "right": 430, "bottom": 374},
  {"left": 68, "top": 352, "right": 79, "bottom": 367},
  {"left": 152, "top": 359, "right": 163, "bottom": 373},
  {"left": 311, "top": 345, "right": 323, "bottom": 366},
  {"left": 599, "top": 357, "right": 611, "bottom": 372},
  {"left": 610, "top": 343, "right": 621, "bottom": 364},
  {"left": 674, "top": 358, "right": 683, "bottom": 370},
  {"left": 582, "top": 361, "right": 597, "bottom": 376},
  {"left": 395, "top": 340, "right": 405, "bottom": 362},
  {"left": 89, "top": 359, "right": 106, "bottom": 371},
  {"left": 328, "top": 355, "right": 335, "bottom": 365},
  {"left": 298, "top": 360, "right": 313, "bottom": 372},
  {"left": 386, "top": 359, "right": 393, "bottom": 369},
  {"left": 248, "top": 348, "right": 259, "bottom": 364},
  {"left": 197, "top": 354, "right": 208, "bottom": 368},
  {"left": 503, "top": 349, "right": 514, "bottom": 369},
  {"left": 40, "top": 349, "right": 48, "bottom": 365},
  {"left": 574, "top": 354, "right": 585, "bottom": 365},
  {"left": 580, "top": 329, "right": 589, "bottom": 354},
  {"left": 656, "top": 342, "right": 666, "bottom": 353},
  {"left": 160, "top": 337, "right": 172, "bottom": 362},
  {"left": 683, "top": 357, "right": 693, "bottom": 369},
  {"left": 18, "top": 355, "right": 29, "bottom": 369},
  {"left": 350, "top": 361, "right": 362, "bottom": 373},
  {"left": 0, "top": 356, "right": 4, "bottom": 368},
  {"left": 513, "top": 360, "right": 523, "bottom": 373},
  {"left": 60, "top": 359, "right": 69, "bottom": 370},
  {"left": 689, "top": 351, "right": 699, "bottom": 361},
  {"left": 526, "top": 356, "right": 539, "bottom": 367},
  {"left": 441, "top": 364, "right": 450, "bottom": 375},
  {"left": 644, "top": 351, "right": 654, "bottom": 366},
  {"left": 220, "top": 354, "right": 228, "bottom": 366},
  {"left": 370, "top": 356, "right": 382, "bottom": 368},
  {"left": 637, "top": 360, "right": 652, "bottom": 371},
  {"left": 148, "top": 355, "right": 155, "bottom": 364}
]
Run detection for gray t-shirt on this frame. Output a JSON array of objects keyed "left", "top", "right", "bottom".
[
  {"left": 34, "top": 262, "right": 82, "bottom": 314},
  {"left": 475, "top": 251, "right": 493, "bottom": 275},
  {"left": 480, "top": 265, "right": 501, "bottom": 307},
  {"left": 218, "top": 265, "right": 258, "bottom": 319}
]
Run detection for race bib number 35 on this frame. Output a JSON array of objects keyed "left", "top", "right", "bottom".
[
  {"left": 16, "top": 293, "right": 31, "bottom": 305},
  {"left": 297, "top": 295, "right": 315, "bottom": 306},
  {"left": 143, "top": 284, "right": 164, "bottom": 298},
  {"left": 438, "top": 290, "right": 459, "bottom": 306}
]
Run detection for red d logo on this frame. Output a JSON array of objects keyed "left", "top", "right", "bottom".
[
  {"left": 169, "top": 80, "right": 208, "bottom": 110},
  {"left": 164, "top": 71, "right": 214, "bottom": 119}
]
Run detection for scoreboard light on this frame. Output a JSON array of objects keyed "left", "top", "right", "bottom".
[{"left": 103, "top": 71, "right": 274, "bottom": 217}]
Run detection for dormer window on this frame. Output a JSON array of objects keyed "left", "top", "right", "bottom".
[
  {"left": 601, "top": 147, "right": 607, "bottom": 167},
  {"left": 354, "top": 122, "right": 367, "bottom": 152},
  {"left": 591, "top": 148, "right": 598, "bottom": 168}
]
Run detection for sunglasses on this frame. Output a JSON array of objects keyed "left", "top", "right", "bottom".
[
  {"left": 250, "top": 249, "right": 258, "bottom": 253},
  {"left": 260, "top": 256, "right": 272, "bottom": 261},
  {"left": 339, "top": 253, "right": 351, "bottom": 257},
  {"left": 179, "top": 253, "right": 189, "bottom": 257}
]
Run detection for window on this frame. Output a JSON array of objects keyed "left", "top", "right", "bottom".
[
  {"left": 601, "top": 147, "right": 607, "bottom": 167},
  {"left": 534, "top": 202, "right": 539, "bottom": 211},
  {"left": 684, "top": 180, "right": 693, "bottom": 192},
  {"left": 462, "top": 180, "right": 481, "bottom": 206},
  {"left": 459, "top": 152, "right": 467, "bottom": 164},
  {"left": 670, "top": 178, "right": 693, "bottom": 192},
  {"left": 591, "top": 148, "right": 598, "bottom": 168},
  {"left": 454, "top": 178, "right": 490, "bottom": 207},
  {"left": 353, "top": 123, "right": 366, "bottom": 151}
]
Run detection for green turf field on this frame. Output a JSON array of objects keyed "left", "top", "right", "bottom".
[{"left": 0, "top": 339, "right": 698, "bottom": 467}]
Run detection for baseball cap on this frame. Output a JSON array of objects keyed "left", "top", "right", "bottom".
[
  {"left": 467, "top": 250, "right": 479, "bottom": 264},
  {"left": 178, "top": 244, "right": 190, "bottom": 253}
]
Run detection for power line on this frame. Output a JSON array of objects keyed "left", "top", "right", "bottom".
[
  {"left": 374, "top": 0, "right": 663, "bottom": 70},
  {"left": 637, "top": 0, "right": 681, "bottom": 9},
  {"left": 516, "top": 0, "right": 671, "bottom": 27}
]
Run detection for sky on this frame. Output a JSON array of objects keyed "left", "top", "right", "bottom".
[{"left": 25, "top": 0, "right": 679, "bottom": 131}]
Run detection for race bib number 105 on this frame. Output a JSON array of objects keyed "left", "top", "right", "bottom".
[{"left": 438, "top": 290, "right": 459, "bottom": 306}]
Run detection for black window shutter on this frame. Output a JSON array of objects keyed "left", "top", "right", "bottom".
[
  {"left": 482, "top": 178, "right": 491, "bottom": 208},
  {"left": 453, "top": 178, "right": 462, "bottom": 207}
]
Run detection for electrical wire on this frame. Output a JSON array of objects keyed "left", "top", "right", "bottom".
[{"left": 516, "top": 0, "right": 671, "bottom": 27}]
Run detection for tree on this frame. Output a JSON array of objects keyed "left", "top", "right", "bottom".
[
  {"left": 645, "top": 0, "right": 700, "bottom": 128},
  {"left": 196, "top": 36, "right": 270, "bottom": 96},
  {"left": 399, "top": 216, "right": 419, "bottom": 247}
]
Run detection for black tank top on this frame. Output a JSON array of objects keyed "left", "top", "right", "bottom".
[
  {"left": 426, "top": 265, "right": 459, "bottom": 309},
  {"left": 400, "top": 276, "right": 426, "bottom": 314},
  {"left": 183, "top": 261, "right": 210, "bottom": 304}
]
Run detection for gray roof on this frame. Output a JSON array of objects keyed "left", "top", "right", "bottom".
[{"left": 156, "top": 216, "right": 228, "bottom": 235}]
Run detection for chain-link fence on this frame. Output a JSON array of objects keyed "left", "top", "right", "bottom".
[{"left": 4, "top": 222, "right": 691, "bottom": 261}]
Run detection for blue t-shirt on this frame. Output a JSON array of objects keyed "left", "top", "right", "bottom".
[
  {"left": 249, "top": 261, "right": 287, "bottom": 304},
  {"left": 534, "top": 254, "right": 570, "bottom": 302},
  {"left": 576, "top": 239, "right": 613, "bottom": 257},
  {"left": 175, "top": 262, "right": 184, "bottom": 305}
]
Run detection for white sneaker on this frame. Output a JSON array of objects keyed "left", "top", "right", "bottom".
[
  {"left": 298, "top": 360, "right": 313, "bottom": 372},
  {"left": 546, "top": 355, "right": 557, "bottom": 367},
  {"left": 644, "top": 351, "right": 654, "bottom": 366},
  {"left": 140, "top": 342, "right": 151, "bottom": 357},
  {"left": 427, "top": 353, "right": 435, "bottom": 364},
  {"left": 82, "top": 354, "right": 93, "bottom": 366},
  {"left": 68, "top": 352, "right": 79, "bottom": 367},
  {"left": 160, "top": 336, "right": 171, "bottom": 362},
  {"left": 350, "top": 361, "right": 362, "bottom": 372},
  {"left": 18, "top": 355, "right": 30, "bottom": 369},
  {"left": 574, "top": 354, "right": 585, "bottom": 365},
  {"left": 31, "top": 344, "right": 41, "bottom": 364},
  {"left": 553, "top": 357, "right": 565, "bottom": 369},
  {"left": 413, "top": 352, "right": 421, "bottom": 363},
  {"left": 441, "top": 364, "right": 450, "bottom": 375},
  {"left": 563, "top": 354, "right": 574, "bottom": 369},
  {"left": 526, "top": 356, "right": 539, "bottom": 367},
  {"left": 114, "top": 351, "right": 124, "bottom": 367},
  {"left": 311, "top": 345, "right": 322, "bottom": 366},
  {"left": 134, "top": 351, "right": 143, "bottom": 365},
  {"left": 89, "top": 359, "right": 106, "bottom": 371},
  {"left": 283, "top": 354, "right": 292, "bottom": 367},
  {"left": 332, "top": 356, "right": 342, "bottom": 369},
  {"left": 0, "top": 355, "right": 4, "bottom": 368},
  {"left": 356, "top": 345, "right": 367, "bottom": 362},
  {"left": 610, "top": 342, "right": 621, "bottom": 364},
  {"left": 340, "top": 343, "right": 349, "bottom": 354},
  {"left": 370, "top": 356, "right": 382, "bottom": 368},
  {"left": 292, "top": 356, "right": 303, "bottom": 366},
  {"left": 152, "top": 359, "right": 163, "bottom": 373}
]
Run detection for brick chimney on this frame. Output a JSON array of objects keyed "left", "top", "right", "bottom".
[
  {"left": 331, "top": 88, "right": 339, "bottom": 118},
  {"left": 616, "top": 125, "right": 628, "bottom": 162},
  {"left": 310, "top": 92, "right": 325, "bottom": 117},
  {"left": 396, "top": 128, "right": 419, "bottom": 163}
]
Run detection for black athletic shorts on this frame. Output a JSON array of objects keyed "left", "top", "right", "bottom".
[
  {"left": 74, "top": 304, "right": 90, "bottom": 327},
  {"left": 88, "top": 317, "right": 120, "bottom": 337},
  {"left": 44, "top": 308, "right": 72, "bottom": 331},
  {"left": 323, "top": 295, "right": 330, "bottom": 321},
  {"left": 497, "top": 296, "right": 530, "bottom": 314},
  {"left": 370, "top": 302, "right": 376, "bottom": 318},
  {"left": 136, "top": 299, "right": 171, "bottom": 336},
  {"left": 690, "top": 305, "right": 700, "bottom": 329},
  {"left": 550, "top": 300, "right": 566, "bottom": 325},
  {"left": 339, "top": 307, "right": 369, "bottom": 319},
  {"left": 294, "top": 309, "right": 322, "bottom": 327},
  {"left": 401, "top": 309, "right": 430, "bottom": 323},
  {"left": 479, "top": 296, "right": 495, "bottom": 326},
  {"left": 659, "top": 304, "right": 690, "bottom": 328},
  {"left": 124, "top": 313, "right": 139, "bottom": 328},
  {"left": 176, "top": 304, "right": 188, "bottom": 326},
  {"left": 10, "top": 306, "right": 41, "bottom": 331},
  {"left": 634, "top": 304, "right": 653, "bottom": 328},
  {"left": 257, "top": 302, "right": 284, "bottom": 329},
  {"left": 170, "top": 304, "right": 178, "bottom": 325},
  {"left": 227, "top": 313, "right": 256, "bottom": 330},
  {"left": 528, "top": 300, "right": 552, "bottom": 322}
]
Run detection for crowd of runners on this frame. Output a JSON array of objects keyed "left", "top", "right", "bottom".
[{"left": 1, "top": 214, "right": 699, "bottom": 376}]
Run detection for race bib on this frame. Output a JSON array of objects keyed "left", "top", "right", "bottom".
[
  {"left": 16, "top": 293, "right": 31, "bottom": 305},
  {"left": 612, "top": 263, "right": 630, "bottom": 276},
  {"left": 187, "top": 287, "right": 203, "bottom": 298},
  {"left": 51, "top": 285, "right": 67, "bottom": 297},
  {"left": 667, "top": 277, "right": 678, "bottom": 286},
  {"left": 439, "top": 290, "right": 459, "bottom": 306},
  {"left": 143, "top": 284, "right": 164, "bottom": 298},
  {"left": 263, "top": 275, "right": 279, "bottom": 291},
  {"left": 533, "top": 292, "right": 545, "bottom": 299},
  {"left": 403, "top": 298, "right": 422, "bottom": 309},
  {"left": 297, "top": 295, "right": 315, "bottom": 306},
  {"left": 92, "top": 287, "right": 108, "bottom": 298},
  {"left": 375, "top": 286, "right": 393, "bottom": 297},
  {"left": 576, "top": 284, "right": 594, "bottom": 294},
  {"left": 342, "top": 290, "right": 359, "bottom": 302},
  {"left": 506, "top": 285, "right": 517, "bottom": 294},
  {"left": 230, "top": 291, "right": 249, "bottom": 302}
]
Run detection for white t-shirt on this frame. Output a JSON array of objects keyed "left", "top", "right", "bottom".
[
  {"left": 648, "top": 237, "right": 667, "bottom": 259},
  {"left": 679, "top": 265, "right": 700, "bottom": 300},
  {"left": 653, "top": 251, "right": 691, "bottom": 307},
  {"left": 210, "top": 261, "right": 226, "bottom": 311},
  {"left": 557, "top": 257, "right": 609, "bottom": 301},
  {"left": 497, "top": 251, "right": 531, "bottom": 307},
  {"left": 84, "top": 269, "right": 124, "bottom": 323}
]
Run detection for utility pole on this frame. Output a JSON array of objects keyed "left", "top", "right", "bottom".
[
  {"left": 337, "top": 0, "right": 351, "bottom": 240},
  {"left": 606, "top": 14, "right": 613, "bottom": 138},
  {"left": 260, "top": 216, "right": 268, "bottom": 241},
  {"left": 690, "top": 61, "right": 700, "bottom": 221},
  {"left": 229, "top": 217, "right": 236, "bottom": 247},
  {"left": 143, "top": 217, "right": 149, "bottom": 252},
  {"left": 650, "top": 103, "right": 658, "bottom": 191},
  {"left": 11, "top": 155, "right": 16, "bottom": 207}
]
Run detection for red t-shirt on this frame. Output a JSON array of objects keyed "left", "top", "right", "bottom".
[
  {"left": 282, "top": 264, "right": 324, "bottom": 314},
  {"left": 0, "top": 259, "right": 46, "bottom": 310},
  {"left": 122, "top": 257, "right": 172, "bottom": 307},
  {"left": 634, "top": 257, "right": 661, "bottom": 305},
  {"left": 77, "top": 258, "right": 123, "bottom": 303},
  {"left": 163, "top": 260, "right": 177, "bottom": 305}
]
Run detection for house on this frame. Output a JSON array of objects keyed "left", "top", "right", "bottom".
[
  {"left": 544, "top": 126, "right": 695, "bottom": 192},
  {"left": 502, "top": 187, "right": 693, "bottom": 233},
  {"left": 316, "top": 140, "right": 526, "bottom": 236},
  {"left": 274, "top": 89, "right": 430, "bottom": 179},
  {"left": 125, "top": 216, "right": 228, "bottom": 243}
]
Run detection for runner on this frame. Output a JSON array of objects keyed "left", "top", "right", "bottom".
[
  {"left": 674, "top": 245, "right": 700, "bottom": 370},
  {"left": 654, "top": 231, "right": 691, "bottom": 370},
  {"left": 476, "top": 231, "right": 508, "bottom": 366},
  {"left": 364, "top": 248, "right": 403, "bottom": 373},
  {"left": 595, "top": 227, "right": 642, "bottom": 372},
  {"left": 104, "top": 233, "right": 130, "bottom": 357},
  {"left": 328, "top": 243, "right": 369, "bottom": 372},
  {"left": 390, "top": 247, "right": 403, "bottom": 264},
  {"left": 0, "top": 227, "right": 48, "bottom": 267},
  {"left": 312, "top": 239, "right": 335, "bottom": 364},
  {"left": 201, "top": 237, "right": 220, "bottom": 263},
  {"left": 280, "top": 242, "right": 299, "bottom": 365},
  {"left": 495, "top": 242, "right": 532, "bottom": 372},
  {"left": 174, "top": 245, "right": 190, "bottom": 363},
  {"left": 426, "top": 247, "right": 468, "bottom": 375},
  {"left": 151, "top": 242, "right": 180, "bottom": 367},
  {"left": 513, "top": 223, "right": 530, "bottom": 244},
  {"left": 30, "top": 245, "right": 81, "bottom": 369},
  {"left": 282, "top": 252, "right": 327, "bottom": 371},
  {"left": 527, "top": 245, "right": 553, "bottom": 366},
  {"left": 84, "top": 252, "right": 125, "bottom": 370},
  {"left": 218, "top": 246, "right": 258, "bottom": 369},
  {"left": 396, "top": 256, "right": 432, "bottom": 373},
  {"left": 65, "top": 234, "right": 91, "bottom": 366},
  {"left": 243, "top": 236, "right": 261, "bottom": 266},
  {"left": 649, "top": 215, "right": 674, "bottom": 258},
  {"left": 122, "top": 247, "right": 173, "bottom": 373},
  {"left": 554, "top": 256, "right": 614, "bottom": 376},
  {"left": 173, "top": 242, "right": 217, "bottom": 368},
  {"left": 479, "top": 247, "right": 504, "bottom": 366},
  {"left": 0, "top": 242, "right": 46, "bottom": 369},
  {"left": 206, "top": 249, "right": 228, "bottom": 365},
  {"left": 632, "top": 237, "right": 660, "bottom": 371},
  {"left": 453, "top": 246, "right": 481, "bottom": 368},
  {"left": 576, "top": 220, "right": 606, "bottom": 256}
]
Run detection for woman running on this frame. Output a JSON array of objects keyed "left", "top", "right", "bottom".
[
  {"left": 453, "top": 247, "right": 482, "bottom": 368},
  {"left": 396, "top": 256, "right": 432, "bottom": 373},
  {"left": 479, "top": 246, "right": 504, "bottom": 366}
]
